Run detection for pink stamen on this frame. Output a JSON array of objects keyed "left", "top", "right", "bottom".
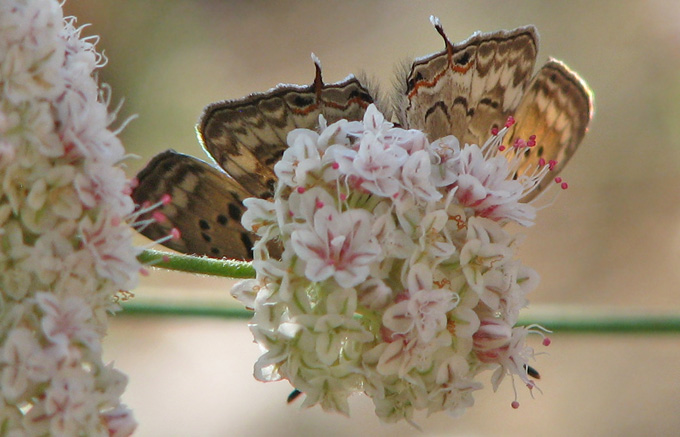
[
  {"left": 491, "top": 127, "right": 499, "bottom": 136},
  {"left": 316, "top": 200, "right": 324, "bottom": 209},
  {"left": 499, "top": 145, "right": 506, "bottom": 151},
  {"left": 332, "top": 162, "right": 339, "bottom": 170},
  {"left": 297, "top": 186, "right": 306, "bottom": 194},
  {"left": 554, "top": 177, "right": 562, "bottom": 183},
  {"left": 140, "top": 267, "right": 149, "bottom": 276},
  {"left": 505, "top": 116, "right": 515, "bottom": 128},
  {"left": 548, "top": 160, "right": 557, "bottom": 170},
  {"left": 538, "top": 158, "right": 546, "bottom": 167},
  {"left": 152, "top": 211, "right": 167, "bottom": 223},
  {"left": 561, "top": 182, "right": 568, "bottom": 190},
  {"left": 511, "top": 401, "right": 520, "bottom": 409},
  {"left": 170, "top": 228, "right": 181, "bottom": 240},
  {"left": 340, "top": 193, "right": 347, "bottom": 201},
  {"left": 543, "top": 337, "right": 552, "bottom": 347},
  {"left": 161, "top": 194, "right": 172, "bottom": 205}
]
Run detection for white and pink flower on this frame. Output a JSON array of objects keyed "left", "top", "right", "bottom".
[
  {"left": 233, "top": 103, "right": 555, "bottom": 422},
  {"left": 0, "top": 2, "right": 139, "bottom": 435}
]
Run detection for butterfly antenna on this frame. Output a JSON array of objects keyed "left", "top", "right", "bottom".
[
  {"left": 429, "top": 16, "right": 453, "bottom": 58},
  {"left": 311, "top": 52, "right": 324, "bottom": 98}
]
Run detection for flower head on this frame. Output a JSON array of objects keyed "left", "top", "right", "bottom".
[
  {"left": 233, "top": 103, "right": 555, "bottom": 422},
  {"left": 0, "top": 2, "right": 140, "bottom": 435}
]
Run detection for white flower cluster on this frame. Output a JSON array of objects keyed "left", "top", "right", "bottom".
[
  {"left": 0, "top": 1, "right": 139, "bottom": 435},
  {"left": 233, "top": 104, "right": 553, "bottom": 422}
]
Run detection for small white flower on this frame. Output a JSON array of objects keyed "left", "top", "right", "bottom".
[
  {"left": 37, "top": 292, "right": 98, "bottom": 353},
  {"left": 383, "top": 263, "right": 458, "bottom": 342},
  {"left": 274, "top": 129, "right": 322, "bottom": 187},
  {"left": 291, "top": 205, "right": 380, "bottom": 288}
]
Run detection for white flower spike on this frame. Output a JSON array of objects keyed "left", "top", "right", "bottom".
[{"left": 0, "top": 1, "right": 140, "bottom": 435}]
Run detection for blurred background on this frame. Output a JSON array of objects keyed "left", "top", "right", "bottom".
[{"left": 63, "top": 1, "right": 680, "bottom": 435}]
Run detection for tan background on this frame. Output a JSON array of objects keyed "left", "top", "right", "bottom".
[{"left": 63, "top": 1, "right": 680, "bottom": 435}]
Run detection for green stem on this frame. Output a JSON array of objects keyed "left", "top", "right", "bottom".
[
  {"left": 120, "top": 302, "right": 253, "bottom": 319},
  {"left": 520, "top": 313, "right": 680, "bottom": 334},
  {"left": 118, "top": 302, "right": 680, "bottom": 333},
  {"left": 133, "top": 250, "right": 680, "bottom": 334},
  {"left": 138, "top": 249, "right": 255, "bottom": 278}
]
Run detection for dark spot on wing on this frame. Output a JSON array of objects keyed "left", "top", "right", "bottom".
[
  {"left": 199, "top": 219, "right": 210, "bottom": 230},
  {"left": 240, "top": 232, "right": 254, "bottom": 258},
  {"left": 228, "top": 203, "right": 242, "bottom": 221},
  {"left": 292, "top": 94, "right": 314, "bottom": 108},
  {"left": 217, "top": 214, "right": 228, "bottom": 226},
  {"left": 425, "top": 101, "right": 449, "bottom": 121},
  {"left": 455, "top": 50, "right": 471, "bottom": 66},
  {"left": 453, "top": 96, "right": 468, "bottom": 108},
  {"left": 407, "top": 71, "right": 424, "bottom": 93},
  {"left": 201, "top": 232, "right": 212, "bottom": 243},
  {"left": 349, "top": 89, "right": 374, "bottom": 103},
  {"left": 264, "top": 149, "right": 286, "bottom": 165},
  {"left": 479, "top": 98, "right": 499, "bottom": 109}
]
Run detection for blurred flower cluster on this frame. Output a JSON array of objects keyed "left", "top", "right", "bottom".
[
  {"left": 0, "top": 1, "right": 139, "bottom": 435},
  {"left": 233, "top": 104, "right": 552, "bottom": 423}
]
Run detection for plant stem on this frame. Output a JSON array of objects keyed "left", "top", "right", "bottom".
[{"left": 138, "top": 249, "right": 255, "bottom": 278}]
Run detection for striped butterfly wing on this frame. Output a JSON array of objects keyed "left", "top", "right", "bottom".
[
  {"left": 396, "top": 21, "right": 592, "bottom": 200},
  {"left": 505, "top": 59, "right": 593, "bottom": 200},
  {"left": 132, "top": 65, "right": 374, "bottom": 260},
  {"left": 396, "top": 22, "right": 539, "bottom": 146},
  {"left": 199, "top": 63, "right": 374, "bottom": 200}
]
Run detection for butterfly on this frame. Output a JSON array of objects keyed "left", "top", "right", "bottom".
[{"left": 131, "top": 18, "right": 593, "bottom": 261}]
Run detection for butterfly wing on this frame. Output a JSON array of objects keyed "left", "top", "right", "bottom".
[
  {"left": 132, "top": 150, "right": 256, "bottom": 259},
  {"left": 133, "top": 65, "right": 374, "bottom": 259},
  {"left": 396, "top": 24, "right": 539, "bottom": 146},
  {"left": 505, "top": 59, "right": 593, "bottom": 200},
  {"left": 199, "top": 65, "right": 374, "bottom": 199}
]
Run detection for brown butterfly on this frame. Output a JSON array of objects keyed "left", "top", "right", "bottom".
[{"left": 132, "top": 19, "right": 593, "bottom": 261}]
